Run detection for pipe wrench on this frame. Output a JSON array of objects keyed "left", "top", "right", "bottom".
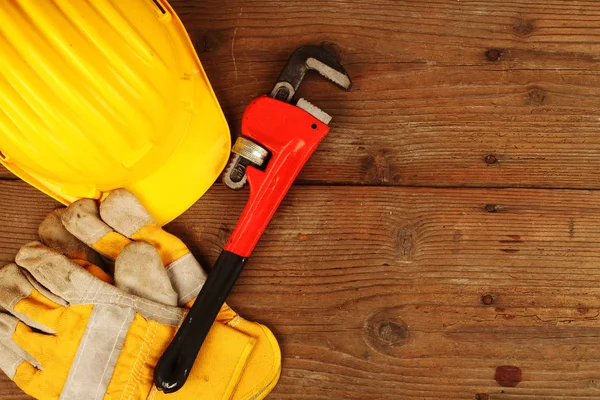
[{"left": 154, "top": 44, "right": 352, "bottom": 393}]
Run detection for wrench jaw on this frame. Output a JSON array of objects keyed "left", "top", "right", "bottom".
[
  {"left": 222, "top": 44, "right": 351, "bottom": 190},
  {"left": 274, "top": 45, "right": 353, "bottom": 95}
]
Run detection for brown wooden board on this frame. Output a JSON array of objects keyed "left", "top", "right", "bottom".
[
  {"left": 0, "top": 374, "right": 27, "bottom": 400},
  {"left": 0, "top": 165, "right": 15, "bottom": 180},
  {"left": 2, "top": 181, "right": 600, "bottom": 399},
  {"left": 163, "top": 0, "right": 600, "bottom": 189}
]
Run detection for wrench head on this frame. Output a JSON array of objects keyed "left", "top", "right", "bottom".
[
  {"left": 223, "top": 44, "right": 352, "bottom": 191},
  {"left": 270, "top": 45, "right": 352, "bottom": 102}
]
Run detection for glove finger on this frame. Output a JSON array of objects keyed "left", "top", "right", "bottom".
[
  {"left": 39, "top": 208, "right": 111, "bottom": 281},
  {"left": 0, "top": 314, "right": 42, "bottom": 380},
  {"left": 100, "top": 189, "right": 207, "bottom": 306},
  {"left": 115, "top": 242, "right": 178, "bottom": 306},
  {"left": 21, "top": 270, "right": 68, "bottom": 308},
  {"left": 61, "top": 198, "right": 131, "bottom": 262},
  {"left": 0, "top": 262, "right": 58, "bottom": 334},
  {"left": 16, "top": 242, "right": 184, "bottom": 326},
  {"left": 39, "top": 208, "right": 94, "bottom": 261},
  {"left": 100, "top": 189, "right": 188, "bottom": 264}
]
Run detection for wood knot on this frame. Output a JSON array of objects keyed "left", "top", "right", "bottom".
[
  {"left": 525, "top": 86, "right": 545, "bottom": 106},
  {"left": 481, "top": 294, "right": 495, "bottom": 305},
  {"left": 396, "top": 227, "right": 416, "bottom": 260},
  {"left": 485, "top": 49, "right": 502, "bottom": 61},
  {"left": 475, "top": 394, "right": 489, "bottom": 400},
  {"left": 483, "top": 154, "right": 498, "bottom": 165},
  {"left": 577, "top": 305, "right": 589, "bottom": 314},
  {"left": 513, "top": 19, "right": 534, "bottom": 37},
  {"left": 361, "top": 149, "right": 396, "bottom": 184},
  {"left": 484, "top": 204, "right": 499, "bottom": 213},
  {"left": 363, "top": 310, "right": 410, "bottom": 356},
  {"left": 194, "top": 30, "right": 222, "bottom": 53},
  {"left": 495, "top": 365, "right": 522, "bottom": 387},
  {"left": 375, "top": 321, "right": 408, "bottom": 346}
]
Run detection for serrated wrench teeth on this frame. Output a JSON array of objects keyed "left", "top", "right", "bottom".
[
  {"left": 272, "top": 45, "right": 352, "bottom": 101},
  {"left": 306, "top": 58, "right": 351, "bottom": 90},
  {"left": 296, "top": 98, "right": 332, "bottom": 125}
]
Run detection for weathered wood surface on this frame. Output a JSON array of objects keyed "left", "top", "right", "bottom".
[
  {"left": 0, "top": 374, "right": 25, "bottom": 400},
  {"left": 7, "top": 0, "right": 600, "bottom": 189},
  {"left": 0, "top": 166, "right": 12, "bottom": 180},
  {"left": 2, "top": 181, "right": 600, "bottom": 399}
]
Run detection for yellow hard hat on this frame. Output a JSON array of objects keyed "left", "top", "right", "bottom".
[{"left": 0, "top": 0, "right": 230, "bottom": 225}]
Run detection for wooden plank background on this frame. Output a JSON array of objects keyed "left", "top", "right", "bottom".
[
  {"left": 176, "top": 0, "right": 600, "bottom": 189},
  {"left": 2, "top": 0, "right": 600, "bottom": 399}
]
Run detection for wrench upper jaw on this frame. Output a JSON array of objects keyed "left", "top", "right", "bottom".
[
  {"left": 270, "top": 45, "right": 352, "bottom": 103},
  {"left": 305, "top": 57, "right": 352, "bottom": 91}
]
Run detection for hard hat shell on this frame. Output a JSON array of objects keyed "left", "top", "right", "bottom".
[{"left": 0, "top": 0, "right": 230, "bottom": 225}]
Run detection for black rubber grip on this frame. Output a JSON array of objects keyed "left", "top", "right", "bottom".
[{"left": 153, "top": 250, "right": 247, "bottom": 393}]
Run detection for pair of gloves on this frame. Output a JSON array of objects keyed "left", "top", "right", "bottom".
[{"left": 0, "top": 189, "right": 280, "bottom": 399}]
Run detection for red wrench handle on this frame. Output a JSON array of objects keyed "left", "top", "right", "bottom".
[
  {"left": 154, "top": 95, "right": 329, "bottom": 392},
  {"left": 226, "top": 95, "right": 330, "bottom": 256}
]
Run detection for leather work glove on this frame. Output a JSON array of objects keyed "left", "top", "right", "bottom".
[{"left": 0, "top": 189, "right": 280, "bottom": 400}]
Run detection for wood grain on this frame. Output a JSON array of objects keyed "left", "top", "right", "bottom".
[
  {"left": 2, "top": 181, "right": 600, "bottom": 399},
  {"left": 0, "top": 165, "right": 15, "bottom": 180},
  {"left": 165, "top": 0, "right": 600, "bottom": 188},
  {"left": 0, "top": 374, "right": 26, "bottom": 400}
]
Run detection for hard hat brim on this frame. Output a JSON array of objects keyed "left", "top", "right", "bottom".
[
  {"left": 127, "top": 100, "right": 231, "bottom": 226},
  {"left": 1, "top": 99, "right": 231, "bottom": 226}
]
